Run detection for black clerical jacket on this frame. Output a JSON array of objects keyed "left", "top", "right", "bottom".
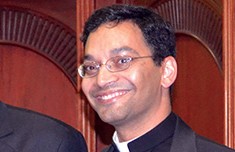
[
  {"left": 0, "top": 101, "right": 87, "bottom": 152},
  {"left": 103, "top": 114, "right": 235, "bottom": 152}
]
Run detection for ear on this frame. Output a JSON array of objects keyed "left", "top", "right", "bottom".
[{"left": 161, "top": 56, "right": 177, "bottom": 88}]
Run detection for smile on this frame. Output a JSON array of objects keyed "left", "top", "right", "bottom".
[{"left": 96, "top": 90, "right": 128, "bottom": 101}]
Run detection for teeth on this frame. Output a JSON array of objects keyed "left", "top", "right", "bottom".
[{"left": 98, "top": 91, "right": 126, "bottom": 100}]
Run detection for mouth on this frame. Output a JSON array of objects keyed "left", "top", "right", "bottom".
[{"left": 94, "top": 90, "right": 129, "bottom": 103}]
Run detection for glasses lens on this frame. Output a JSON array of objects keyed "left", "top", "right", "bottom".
[
  {"left": 78, "top": 65, "right": 85, "bottom": 77},
  {"left": 79, "top": 62, "right": 99, "bottom": 78},
  {"left": 107, "top": 56, "right": 132, "bottom": 72}
]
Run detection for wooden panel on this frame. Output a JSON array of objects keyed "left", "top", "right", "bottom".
[
  {"left": 0, "top": 0, "right": 76, "bottom": 30},
  {"left": 95, "top": 0, "right": 117, "bottom": 9},
  {"left": 223, "top": 0, "right": 235, "bottom": 148},
  {"left": 172, "top": 34, "right": 224, "bottom": 144},
  {"left": 0, "top": 0, "right": 83, "bottom": 136},
  {"left": 76, "top": 1, "right": 96, "bottom": 152},
  {"left": 152, "top": 0, "right": 222, "bottom": 71},
  {"left": 0, "top": 45, "right": 79, "bottom": 128},
  {"left": 0, "top": 6, "right": 77, "bottom": 87}
]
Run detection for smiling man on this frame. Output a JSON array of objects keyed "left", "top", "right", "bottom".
[{"left": 79, "top": 4, "right": 235, "bottom": 152}]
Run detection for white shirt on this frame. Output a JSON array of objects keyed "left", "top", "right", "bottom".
[{"left": 112, "top": 131, "right": 139, "bottom": 152}]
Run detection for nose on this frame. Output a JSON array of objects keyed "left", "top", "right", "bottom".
[{"left": 96, "top": 65, "right": 118, "bottom": 87}]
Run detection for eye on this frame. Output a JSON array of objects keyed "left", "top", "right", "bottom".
[
  {"left": 116, "top": 56, "right": 132, "bottom": 64},
  {"left": 82, "top": 62, "right": 99, "bottom": 76},
  {"left": 83, "top": 63, "right": 97, "bottom": 71},
  {"left": 84, "top": 65, "right": 94, "bottom": 70},
  {"left": 107, "top": 56, "right": 132, "bottom": 71}
]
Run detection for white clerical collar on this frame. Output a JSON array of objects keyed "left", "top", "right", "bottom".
[{"left": 112, "top": 131, "right": 139, "bottom": 152}]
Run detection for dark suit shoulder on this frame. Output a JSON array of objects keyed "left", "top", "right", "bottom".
[
  {"left": 7, "top": 104, "right": 76, "bottom": 133},
  {"left": 196, "top": 135, "right": 235, "bottom": 152},
  {"left": 2, "top": 102, "right": 87, "bottom": 152}
]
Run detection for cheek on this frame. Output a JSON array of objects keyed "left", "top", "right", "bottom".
[
  {"left": 128, "top": 64, "right": 162, "bottom": 90},
  {"left": 128, "top": 71, "right": 140, "bottom": 83},
  {"left": 127, "top": 68, "right": 146, "bottom": 88},
  {"left": 81, "top": 80, "right": 91, "bottom": 96},
  {"left": 128, "top": 62, "right": 150, "bottom": 82}
]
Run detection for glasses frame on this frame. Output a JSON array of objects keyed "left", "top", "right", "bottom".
[{"left": 78, "top": 55, "right": 153, "bottom": 78}]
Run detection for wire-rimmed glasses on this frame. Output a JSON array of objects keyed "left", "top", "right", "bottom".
[{"left": 78, "top": 55, "right": 153, "bottom": 78}]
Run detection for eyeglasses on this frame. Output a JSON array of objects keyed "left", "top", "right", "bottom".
[{"left": 78, "top": 55, "right": 153, "bottom": 78}]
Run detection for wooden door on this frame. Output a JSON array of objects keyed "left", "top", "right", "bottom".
[
  {"left": 173, "top": 34, "right": 224, "bottom": 144},
  {"left": 0, "top": 0, "right": 83, "bottom": 130},
  {"left": 150, "top": 0, "right": 225, "bottom": 145}
]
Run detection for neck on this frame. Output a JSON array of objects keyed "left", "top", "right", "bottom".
[{"left": 115, "top": 99, "right": 172, "bottom": 142}]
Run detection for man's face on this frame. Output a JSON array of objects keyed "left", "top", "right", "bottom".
[{"left": 81, "top": 22, "right": 164, "bottom": 127}]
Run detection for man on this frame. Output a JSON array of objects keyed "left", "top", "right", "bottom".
[
  {"left": 78, "top": 4, "right": 235, "bottom": 152},
  {"left": 0, "top": 101, "right": 87, "bottom": 152}
]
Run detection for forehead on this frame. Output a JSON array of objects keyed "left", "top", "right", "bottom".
[{"left": 84, "top": 21, "right": 151, "bottom": 60}]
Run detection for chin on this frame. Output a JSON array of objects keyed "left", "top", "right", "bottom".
[
  {"left": 99, "top": 113, "right": 119, "bottom": 124},
  {"left": 100, "top": 115, "right": 126, "bottom": 127}
]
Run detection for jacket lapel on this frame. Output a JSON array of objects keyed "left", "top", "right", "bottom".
[{"left": 170, "top": 115, "right": 197, "bottom": 152}]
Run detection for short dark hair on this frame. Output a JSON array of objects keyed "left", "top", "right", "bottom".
[{"left": 81, "top": 4, "right": 176, "bottom": 66}]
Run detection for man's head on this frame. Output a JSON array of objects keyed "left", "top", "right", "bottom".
[
  {"left": 79, "top": 5, "right": 177, "bottom": 138},
  {"left": 81, "top": 4, "right": 176, "bottom": 66}
]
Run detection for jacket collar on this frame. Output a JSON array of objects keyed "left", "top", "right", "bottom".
[
  {"left": 104, "top": 114, "right": 198, "bottom": 152},
  {"left": 170, "top": 115, "right": 197, "bottom": 152}
]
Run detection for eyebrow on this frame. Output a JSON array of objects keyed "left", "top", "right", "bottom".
[
  {"left": 83, "top": 54, "right": 94, "bottom": 61},
  {"left": 110, "top": 46, "right": 140, "bottom": 56},
  {"left": 83, "top": 46, "right": 140, "bottom": 61}
]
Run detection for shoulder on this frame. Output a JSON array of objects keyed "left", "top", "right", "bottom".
[
  {"left": 4, "top": 103, "right": 88, "bottom": 151},
  {"left": 174, "top": 114, "right": 235, "bottom": 152},
  {"left": 6, "top": 103, "right": 75, "bottom": 133},
  {"left": 196, "top": 134, "right": 235, "bottom": 152}
]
